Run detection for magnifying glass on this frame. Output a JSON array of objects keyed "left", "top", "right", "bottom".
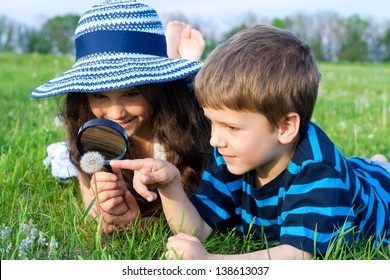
[{"left": 77, "top": 118, "right": 128, "bottom": 172}]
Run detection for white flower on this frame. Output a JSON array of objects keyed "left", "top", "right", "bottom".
[
  {"left": 47, "top": 236, "right": 58, "bottom": 259},
  {"left": 1, "top": 226, "right": 11, "bottom": 240},
  {"left": 80, "top": 151, "right": 105, "bottom": 174}
]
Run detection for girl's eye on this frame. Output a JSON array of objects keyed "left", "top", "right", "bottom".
[
  {"left": 91, "top": 93, "right": 106, "bottom": 99},
  {"left": 124, "top": 91, "right": 140, "bottom": 97}
]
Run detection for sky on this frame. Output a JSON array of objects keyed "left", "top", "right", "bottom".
[{"left": 1, "top": 0, "right": 389, "bottom": 29}]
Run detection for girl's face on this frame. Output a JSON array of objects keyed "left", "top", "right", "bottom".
[
  {"left": 87, "top": 87, "right": 152, "bottom": 139},
  {"left": 203, "top": 107, "right": 291, "bottom": 185}
]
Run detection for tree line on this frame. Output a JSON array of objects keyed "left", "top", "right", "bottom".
[{"left": 1, "top": 12, "right": 390, "bottom": 63}]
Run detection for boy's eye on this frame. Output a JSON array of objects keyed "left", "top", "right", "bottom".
[{"left": 227, "top": 125, "right": 240, "bottom": 132}]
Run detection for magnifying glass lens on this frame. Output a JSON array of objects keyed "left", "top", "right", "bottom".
[
  {"left": 79, "top": 125, "right": 126, "bottom": 159},
  {"left": 77, "top": 119, "right": 128, "bottom": 165}
]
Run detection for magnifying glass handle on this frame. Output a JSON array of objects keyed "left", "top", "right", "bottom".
[{"left": 104, "top": 164, "right": 113, "bottom": 173}]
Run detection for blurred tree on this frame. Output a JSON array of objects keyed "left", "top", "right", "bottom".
[
  {"left": 42, "top": 14, "right": 79, "bottom": 55},
  {"left": 221, "top": 23, "right": 249, "bottom": 42},
  {"left": 1, "top": 11, "right": 389, "bottom": 63},
  {"left": 314, "top": 12, "right": 345, "bottom": 61},
  {"left": 17, "top": 26, "right": 52, "bottom": 54},
  {"left": 338, "top": 15, "right": 370, "bottom": 62},
  {"left": 284, "top": 13, "right": 325, "bottom": 59},
  {"left": 221, "top": 13, "right": 258, "bottom": 42},
  {"left": 310, "top": 32, "right": 326, "bottom": 61},
  {"left": 0, "top": 15, "right": 16, "bottom": 52},
  {"left": 286, "top": 13, "right": 312, "bottom": 39},
  {"left": 271, "top": 18, "right": 289, "bottom": 29},
  {"left": 202, "top": 36, "right": 218, "bottom": 59},
  {"left": 379, "top": 25, "right": 390, "bottom": 62}
]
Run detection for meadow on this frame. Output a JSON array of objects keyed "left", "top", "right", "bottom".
[{"left": 0, "top": 53, "right": 389, "bottom": 260}]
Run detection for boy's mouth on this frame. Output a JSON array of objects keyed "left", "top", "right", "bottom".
[{"left": 221, "top": 154, "right": 236, "bottom": 161}]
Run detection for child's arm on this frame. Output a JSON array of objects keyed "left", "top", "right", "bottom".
[
  {"left": 110, "top": 159, "right": 213, "bottom": 240},
  {"left": 166, "top": 233, "right": 313, "bottom": 260},
  {"left": 78, "top": 170, "right": 140, "bottom": 232}
]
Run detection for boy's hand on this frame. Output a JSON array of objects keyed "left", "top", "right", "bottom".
[
  {"left": 110, "top": 159, "right": 181, "bottom": 202},
  {"left": 165, "top": 233, "right": 211, "bottom": 260}
]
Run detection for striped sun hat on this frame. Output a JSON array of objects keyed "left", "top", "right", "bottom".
[{"left": 30, "top": 0, "right": 202, "bottom": 98}]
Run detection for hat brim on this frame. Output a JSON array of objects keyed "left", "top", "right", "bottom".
[{"left": 30, "top": 53, "right": 202, "bottom": 98}]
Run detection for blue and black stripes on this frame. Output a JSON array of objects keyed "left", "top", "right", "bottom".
[{"left": 190, "top": 122, "right": 390, "bottom": 254}]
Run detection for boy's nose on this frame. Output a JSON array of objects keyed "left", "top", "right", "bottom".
[{"left": 209, "top": 129, "right": 226, "bottom": 148}]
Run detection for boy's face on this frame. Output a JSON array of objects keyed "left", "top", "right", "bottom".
[{"left": 203, "top": 107, "right": 287, "bottom": 180}]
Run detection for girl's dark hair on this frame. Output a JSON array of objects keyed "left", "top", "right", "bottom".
[{"left": 61, "top": 80, "right": 211, "bottom": 216}]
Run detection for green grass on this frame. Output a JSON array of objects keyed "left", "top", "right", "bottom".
[
  {"left": 314, "top": 62, "right": 390, "bottom": 157},
  {"left": 0, "top": 53, "right": 389, "bottom": 260}
]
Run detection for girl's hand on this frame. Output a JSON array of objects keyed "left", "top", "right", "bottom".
[
  {"left": 88, "top": 168, "right": 140, "bottom": 231},
  {"left": 89, "top": 170, "right": 128, "bottom": 215},
  {"left": 93, "top": 189, "right": 140, "bottom": 233}
]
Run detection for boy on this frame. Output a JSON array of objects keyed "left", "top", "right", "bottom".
[{"left": 110, "top": 25, "right": 390, "bottom": 259}]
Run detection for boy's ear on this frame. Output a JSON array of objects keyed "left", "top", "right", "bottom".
[{"left": 278, "top": 113, "right": 300, "bottom": 144}]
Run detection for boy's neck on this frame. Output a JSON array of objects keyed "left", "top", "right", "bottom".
[{"left": 254, "top": 136, "right": 299, "bottom": 187}]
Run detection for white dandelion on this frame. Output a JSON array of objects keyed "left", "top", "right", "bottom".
[{"left": 80, "top": 151, "right": 105, "bottom": 174}]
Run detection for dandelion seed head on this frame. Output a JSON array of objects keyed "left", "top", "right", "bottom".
[
  {"left": 338, "top": 121, "right": 346, "bottom": 130},
  {"left": 80, "top": 151, "right": 105, "bottom": 174}
]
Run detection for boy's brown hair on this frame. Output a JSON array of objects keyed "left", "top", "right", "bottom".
[{"left": 195, "top": 25, "right": 321, "bottom": 129}]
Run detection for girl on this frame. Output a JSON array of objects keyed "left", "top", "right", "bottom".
[{"left": 31, "top": 0, "right": 211, "bottom": 232}]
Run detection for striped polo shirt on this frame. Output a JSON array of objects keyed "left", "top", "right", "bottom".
[{"left": 190, "top": 122, "right": 390, "bottom": 254}]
